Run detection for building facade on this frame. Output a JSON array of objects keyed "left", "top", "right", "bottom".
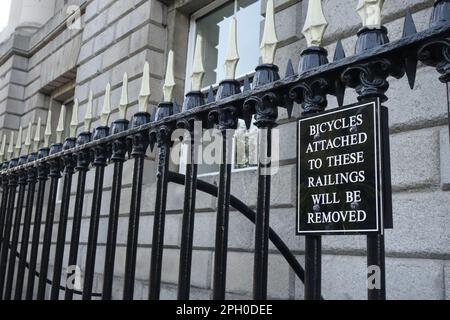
[{"left": 0, "top": 0, "right": 449, "bottom": 300}]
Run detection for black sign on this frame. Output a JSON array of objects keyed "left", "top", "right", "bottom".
[{"left": 297, "top": 99, "right": 392, "bottom": 235}]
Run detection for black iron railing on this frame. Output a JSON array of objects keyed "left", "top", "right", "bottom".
[{"left": 0, "top": 0, "right": 450, "bottom": 301}]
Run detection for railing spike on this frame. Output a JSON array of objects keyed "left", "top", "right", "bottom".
[
  {"left": 163, "top": 50, "right": 176, "bottom": 102},
  {"left": 0, "top": 134, "right": 6, "bottom": 162},
  {"left": 70, "top": 99, "right": 79, "bottom": 138},
  {"left": 191, "top": 34, "right": 205, "bottom": 91},
  {"left": 357, "top": 0, "right": 384, "bottom": 29},
  {"left": 243, "top": 75, "right": 251, "bottom": 92},
  {"left": 101, "top": 83, "right": 112, "bottom": 127},
  {"left": 334, "top": 39, "right": 346, "bottom": 106},
  {"left": 85, "top": 90, "right": 94, "bottom": 132},
  {"left": 34, "top": 117, "right": 41, "bottom": 151},
  {"left": 333, "top": 39, "right": 346, "bottom": 61},
  {"left": 403, "top": 9, "right": 417, "bottom": 37},
  {"left": 302, "top": 0, "right": 328, "bottom": 47},
  {"left": 8, "top": 131, "right": 14, "bottom": 160},
  {"left": 285, "top": 59, "right": 295, "bottom": 78},
  {"left": 403, "top": 10, "right": 418, "bottom": 90},
  {"left": 24, "top": 121, "right": 32, "bottom": 155},
  {"left": 260, "top": 0, "right": 278, "bottom": 64},
  {"left": 15, "top": 126, "right": 23, "bottom": 158},
  {"left": 56, "top": 105, "right": 66, "bottom": 144},
  {"left": 44, "top": 110, "right": 52, "bottom": 148},
  {"left": 119, "top": 72, "right": 129, "bottom": 119},
  {"left": 139, "top": 62, "right": 151, "bottom": 113},
  {"left": 207, "top": 86, "right": 215, "bottom": 103},
  {"left": 224, "top": 16, "right": 239, "bottom": 79}
]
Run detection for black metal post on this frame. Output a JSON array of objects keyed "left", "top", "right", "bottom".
[
  {"left": 50, "top": 138, "right": 76, "bottom": 300},
  {"left": 211, "top": 80, "right": 240, "bottom": 300},
  {"left": 0, "top": 159, "right": 19, "bottom": 299},
  {"left": 25, "top": 148, "right": 49, "bottom": 300},
  {"left": 37, "top": 143, "right": 63, "bottom": 300},
  {"left": 102, "top": 119, "right": 128, "bottom": 300},
  {"left": 123, "top": 112, "right": 150, "bottom": 300},
  {"left": 14, "top": 153, "right": 38, "bottom": 300},
  {"left": 244, "top": 64, "right": 280, "bottom": 300},
  {"left": 82, "top": 127, "right": 109, "bottom": 300},
  {"left": 64, "top": 132, "right": 91, "bottom": 300},
  {"left": 293, "top": 46, "right": 331, "bottom": 300},
  {"left": 4, "top": 156, "right": 28, "bottom": 300},
  {"left": 177, "top": 94, "right": 203, "bottom": 300},
  {"left": 0, "top": 162, "right": 10, "bottom": 254}
]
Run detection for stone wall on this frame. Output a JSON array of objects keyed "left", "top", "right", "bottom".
[{"left": 1, "top": 0, "right": 449, "bottom": 300}]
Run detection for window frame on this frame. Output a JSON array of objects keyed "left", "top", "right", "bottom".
[{"left": 181, "top": 0, "right": 261, "bottom": 177}]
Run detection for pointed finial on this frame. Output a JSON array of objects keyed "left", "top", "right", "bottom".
[
  {"left": 70, "top": 99, "right": 79, "bottom": 137},
  {"left": 8, "top": 132, "right": 14, "bottom": 160},
  {"left": 163, "top": 50, "right": 176, "bottom": 102},
  {"left": 224, "top": 16, "right": 240, "bottom": 79},
  {"left": 139, "top": 62, "right": 151, "bottom": 112},
  {"left": 191, "top": 34, "right": 205, "bottom": 91},
  {"left": 207, "top": 86, "right": 215, "bottom": 103},
  {"left": 333, "top": 39, "right": 346, "bottom": 61},
  {"left": 0, "top": 134, "right": 6, "bottom": 162},
  {"left": 303, "top": 0, "right": 328, "bottom": 47},
  {"left": 15, "top": 126, "right": 23, "bottom": 157},
  {"left": 119, "top": 73, "right": 129, "bottom": 119},
  {"left": 34, "top": 117, "right": 41, "bottom": 151},
  {"left": 260, "top": 0, "right": 278, "bottom": 64},
  {"left": 24, "top": 122, "right": 32, "bottom": 155},
  {"left": 357, "top": 0, "right": 384, "bottom": 29},
  {"left": 285, "top": 59, "right": 295, "bottom": 78},
  {"left": 101, "top": 83, "right": 111, "bottom": 127},
  {"left": 403, "top": 9, "right": 417, "bottom": 38},
  {"left": 85, "top": 90, "right": 94, "bottom": 132},
  {"left": 44, "top": 110, "right": 52, "bottom": 148},
  {"left": 56, "top": 105, "right": 66, "bottom": 144}
]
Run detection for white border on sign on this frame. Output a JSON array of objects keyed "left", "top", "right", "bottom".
[{"left": 296, "top": 100, "right": 382, "bottom": 234}]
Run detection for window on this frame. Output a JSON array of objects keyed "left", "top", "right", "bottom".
[{"left": 183, "top": 0, "right": 262, "bottom": 175}]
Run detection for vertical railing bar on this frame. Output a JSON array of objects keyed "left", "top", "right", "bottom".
[
  {"left": 37, "top": 144, "right": 63, "bottom": 300},
  {"left": 0, "top": 162, "right": 19, "bottom": 299},
  {"left": 14, "top": 157, "right": 37, "bottom": 300},
  {"left": 4, "top": 159, "right": 28, "bottom": 300},
  {"left": 304, "top": 236, "right": 322, "bottom": 300},
  {"left": 148, "top": 133, "right": 171, "bottom": 300},
  {"left": 50, "top": 139, "right": 76, "bottom": 300},
  {"left": 82, "top": 127, "right": 109, "bottom": 300},
  {"left": 102, "top": 119, "right": 128, "bottom": 300},
  {"left": 0, "top": 166, "right": 10, "bottom": 262},
  {"left": 367, "top": 234, "right": 386, "bottom": 299},
  {"left": 212, "top": 129, "right": 233, "bottom": 300},
  {"left": 64, "top": 132, "right": 91, "bottom": 300},
  {"left": 177, "top": 127, "right": 198, "bottom": 300},
  {"left": 25, "top": 148, "right": 49, "bottom": 300},
  {"left": 123, "top": 113, "right": 150, "bottom": 300}
]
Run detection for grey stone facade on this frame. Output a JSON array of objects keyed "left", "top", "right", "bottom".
[{"left": 0, "top": 0, "right": 449, "bottom": 300}]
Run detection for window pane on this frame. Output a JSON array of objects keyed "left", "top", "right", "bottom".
[{"left": 196, "top": 0, "right": 262, "bottom": 88}]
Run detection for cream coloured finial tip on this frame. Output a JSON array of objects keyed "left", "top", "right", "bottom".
[
  {"left": 302, "top": 0, "right": 328, "bottom": 47},
  {"left": 8, "top": 132, "right": 14, "bottom": 160},
  {"left": 85, "top": 91, "right": 94, "bottom": 132},
  {"left": 70, "top": 99, "right": 79, "bottom": 138},
  {"left": 224, "top": 16, "right": 239, "bottom": 79},
  {"left": 100, "top": 83, "right": 111, "bottom": 127},
  {"left": 163, "top": 51, "right": 176, "bottom": 102},
  {"left": 15, "top": 126, "right": 22, "bottom": 157},
  {"left": 56, "top": 105, "right": 66, "bottom": 144},
  {"left": 0, "top": 134, "right": 6, "bottom": 162},
  {"left": 119, "top": 72, "right": 129, "bottom": 119},
  {"left": 260, "top": 0, "right": 278, "bottom": 64},
  {"left": 44, "top": 110, "right": 52, "bottom": 148},
  {"left": 138, "top": 62, "right": 151, "bottom": 112},
  {"left": 24, "top": 121, "right": 32, "bottom": 155},
  {"left": 357, "top": 0, "right": 384, "bottom": 29},
  {"left": 191, "top": 34, "right": 205, "bottom": 91},
  {"left": 34, "top": 117, "right": 42, "bottom": 151}
]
